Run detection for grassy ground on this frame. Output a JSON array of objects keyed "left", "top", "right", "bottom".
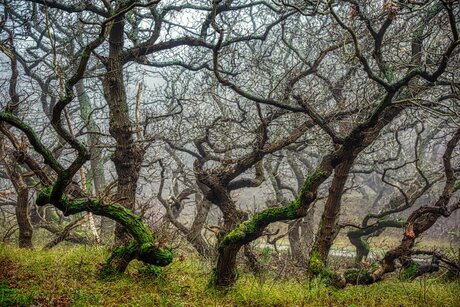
[{"left": 0, "top": 244, "right": 459, "bottom": 307}]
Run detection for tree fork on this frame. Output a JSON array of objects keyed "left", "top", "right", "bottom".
[
  {"left": 347, "top": 219, "right": 405, "bottom": 265},
  {"left": 214, "top": 168, "right": 329, "bottom": 287}
]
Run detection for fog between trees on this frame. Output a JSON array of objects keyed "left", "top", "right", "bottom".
[{"left": 0, "top": 0, "right": 459, "bottom": 290}]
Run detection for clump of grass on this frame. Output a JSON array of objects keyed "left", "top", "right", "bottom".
[
  {"left": 0, "top": 244, "right": 459, "bottom": 306},
  {"left": 0, "top": 280, "right": 33, "bottom": 306}
]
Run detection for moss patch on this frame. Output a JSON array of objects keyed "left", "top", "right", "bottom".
[
  {"left": 220, "top": 169, "right": 326, "bottom": 249},
  {"left": 0, "top": 281, "right": 33, "bottom": 306},
  {"left": 401, "top": 262, "right": 420, "bottom": 281},
  {"left": 344, "top": 268, "right": 374, "bottom": 285},
  {"left": 308, "top": 251, "right": 345, "bottom": 288}
]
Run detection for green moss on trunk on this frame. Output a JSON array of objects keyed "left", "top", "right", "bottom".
[
  {"left": 37, "top": 186, "right": 173, "bottom": 275},
  {"left": 308, "top": 251, "right": 345, "bottom": 288},
  {"left": 219, "top": 169, "right": 326, "bottom": 250},
  {"left": 347, "top": 219, "right": 405, "bottom": 265}
]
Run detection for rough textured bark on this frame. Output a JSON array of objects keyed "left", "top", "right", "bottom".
[
  {"left": 15, "top": 183, "right": 32, "bottom": 248},
  {"left": 0, "top": 136, "right": 33, "bottom": 250},
  {"left": 312, "top": 159, "right": 353, "bottom": 263},
  {"left": 102, "top": 13, "right": 145, "bottom": 244},
  {"left": 214, "top": 244, "right": 240, "bottom": 287},
  {"left": 0, "top": 139, "right": 33, "bottom": 249}
]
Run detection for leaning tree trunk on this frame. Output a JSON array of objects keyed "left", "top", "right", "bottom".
[
  {"left": 310, "top": 97, "right": 406, "bottom": 266},
  {"left": 311, "top": 159, "right": 353, "bottom": 263}
]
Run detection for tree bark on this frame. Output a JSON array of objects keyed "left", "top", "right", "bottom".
[
  {"left": 312, "top": 159, "right": 353, "bottom": 263},
  {"left": 15, "top": 183, "right": 33, "bottom": 248},
  {"left": 187, "top": 199, "right": 213, "bottom": 258},
  {"left": 0, "top": 137, "right": 33, "bottom": 249},
  {"left": 214, "top": 244, "right": 240, "bottom": 287},
  {"left": 102, "top": 13, "right": 145, "bottom": 244}
]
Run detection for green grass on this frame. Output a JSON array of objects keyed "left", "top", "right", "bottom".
[{"left": 0, "top": 244, "right": 459, "bottom": 306}]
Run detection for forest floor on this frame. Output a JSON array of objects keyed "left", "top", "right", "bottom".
[{"left": 1, "top": 244, "right": 459, "bottom": 307}]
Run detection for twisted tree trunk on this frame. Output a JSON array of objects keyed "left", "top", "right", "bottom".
[
  {"left": 102, "top": 13, "right": 145, "bottom": 244},
  {"left": 36, "top": 186, "right": 173, "bottom": 274}
]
